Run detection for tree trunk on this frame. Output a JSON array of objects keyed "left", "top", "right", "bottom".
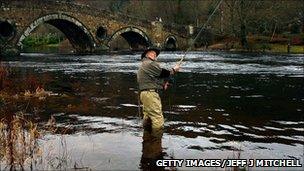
[{"left": 239, "top": 0, "right": 248, "bottom": 49}]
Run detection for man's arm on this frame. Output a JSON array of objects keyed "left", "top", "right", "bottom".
[
  {"left": 159, "top": 68, "right": 178, "bottom": 78},
  {"left": 150, "top": 61, "right": 180, "bottom": 78}
]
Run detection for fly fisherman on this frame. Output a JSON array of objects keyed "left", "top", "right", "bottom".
[{"left": 137, "top": 46, "right": 180, "bottom": 130}]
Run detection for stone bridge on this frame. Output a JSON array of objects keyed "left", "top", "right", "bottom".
[{"left": 0, "top": 0, "right": 192, "bottom": 55}]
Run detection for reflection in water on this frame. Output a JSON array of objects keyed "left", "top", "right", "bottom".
[
  {"left": 0, "top": 115, "right": 41, "bottom": 170},
  {"left": 140, "top": 128, "right": 164, "bottom": 171}
]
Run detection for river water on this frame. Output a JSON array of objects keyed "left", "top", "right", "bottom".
[{"left": 1, "top": 51, "right": 304, "bottom": 170}]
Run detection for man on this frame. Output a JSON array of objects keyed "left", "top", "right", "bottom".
[{"left": 137, "top": 46, "right": 180, "bottom": 130}]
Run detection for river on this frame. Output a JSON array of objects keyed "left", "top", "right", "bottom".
[{"left": 1, "top": 51, "right": 303, "bottom": 170}]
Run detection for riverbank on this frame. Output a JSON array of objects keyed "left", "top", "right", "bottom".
[
  {"left": 207, "top": 43, "right": 304, "bottom": 54},
  {"left": 207, "top": 34, "right": 304, "bottom": 54},
  {"left": 14, "top": 34, "right": 304, "bottom": 55},
  {"left": 21, "top": 42, "right": 304, "bottom": 55}
]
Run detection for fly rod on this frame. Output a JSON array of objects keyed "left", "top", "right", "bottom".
[{"left": 178, "top": 0, "right": 224, "bottom": 65}]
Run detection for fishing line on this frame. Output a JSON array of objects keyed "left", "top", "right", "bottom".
[
  {"left": 166, "top": 0, "right": 224, "bottom": 159},
  {"left": 177, "top": 0, "right": 224, "bottom": 65},
  {"left": 169, "top": 0, "right": 223, "bottom": 113},
  {"left": 137, "top": 0, "right": 223, "bottom": 127},
  {"left": 137, "top": 90, "right": 142, "bottom": 123},
  {"left": 169, "top": 0, "right": 224, "bottom": 110}
]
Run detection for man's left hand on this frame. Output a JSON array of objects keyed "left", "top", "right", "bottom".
[{"left": 163, "top": 81, "right": 170, "bottom": 90}]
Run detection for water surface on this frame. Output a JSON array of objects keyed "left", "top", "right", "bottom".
[{"left": 1, "top": 51, "right": 303, "bottom": 170}]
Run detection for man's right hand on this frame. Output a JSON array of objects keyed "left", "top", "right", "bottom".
[{"left": 173, "top": 64, "right": 180, "bottom": 73}]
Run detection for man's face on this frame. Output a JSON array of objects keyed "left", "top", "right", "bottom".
[{"left": 146, "top": 50, "right": 157, "bottom": 60}]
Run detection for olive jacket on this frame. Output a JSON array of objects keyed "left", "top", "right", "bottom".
[{"left": 137, "top": 57, "right": 171, "bottom": 91}]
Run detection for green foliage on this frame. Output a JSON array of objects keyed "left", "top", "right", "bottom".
[
  {"left": 22, "top": 34, "right": 63, "bottom": 47},
  {"left": 259, "top": 43, "right": 271, "bottom": 51},
  {"left": 290, "top": 23, "right": 302, "bottom": 34}
]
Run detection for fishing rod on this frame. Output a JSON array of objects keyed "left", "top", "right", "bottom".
[
  {"left": 163, "top": 0, "right": 223, "bottom": 90},
  {"left": 138, "top": 0, "right": 224, "bottom": 120},
  {"left": 177, "top": 0, "right": 224, "bottom": 65}
]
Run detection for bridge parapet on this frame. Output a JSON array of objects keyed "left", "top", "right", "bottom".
[{"left": 0, "top": 0, "right": 191, "bottom": 56}]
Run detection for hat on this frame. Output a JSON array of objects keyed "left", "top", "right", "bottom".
[{"left": 141, "top": 46, "right": 160, "bottom": 59}]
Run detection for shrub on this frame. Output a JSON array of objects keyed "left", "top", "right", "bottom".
[
  {"left": 291, "top": 36, "right": 303, "bottom": 45},
  {"left": 21, "top": 34, "right": 62, "bottom": 47}
]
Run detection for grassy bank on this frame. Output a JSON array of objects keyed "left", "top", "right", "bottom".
[
  {"left": 207, "top": 34, "right": 304, "bottom": 54},
  {"left": 268, "top": 44, "right": 304, "bottom": 53},
  {"left": 208, "top": 42, "right": 304, "bottom": 54},
  {"left": 20, "top": 35, "right": 75, "bottom": 53}
]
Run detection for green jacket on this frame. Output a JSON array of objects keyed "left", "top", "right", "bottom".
[{"left": 137, "top": 57, "right": 171, "bottom": 91}]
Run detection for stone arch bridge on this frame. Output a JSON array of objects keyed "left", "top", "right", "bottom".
[{"left": 0, "top": 0, "right": 192, "bottom": 55}]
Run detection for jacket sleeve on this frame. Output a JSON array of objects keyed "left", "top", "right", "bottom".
[
  {"left": 147, "top": 61, "right": 162, "bottom": 77},
  {"left": 159, "top": 69, "right": 171, "bottom": 78},
  {"left": 150, "top": 61, "right": 171, "bottom": 78}
]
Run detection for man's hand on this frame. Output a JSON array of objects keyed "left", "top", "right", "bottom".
[
  {"left": 173, "top": 64, "right": 180, "bottom": 73},
  {"left": 163, "top": 81, "right": 170, "bottom": 90}
]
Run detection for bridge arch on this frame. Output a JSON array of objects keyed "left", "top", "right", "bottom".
[
  {"left": 108, "top": 27, "right": 151, "bottom": 50},
  {"left": 17, "top": 13, "right": 95, "bottom": 53},
  {"left": 0, "top": 20, "right": 16, "bottom": 41},
  {"left": 164, "top": 35, "right": 178, "bottom": 51}
]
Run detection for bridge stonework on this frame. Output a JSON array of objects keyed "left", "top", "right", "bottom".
[{"left": 0, "top": 1, "right": 189, "bottom": 55}]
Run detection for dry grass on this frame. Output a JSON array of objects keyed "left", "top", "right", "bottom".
[
  {"left": 0, "top": 64, "right": 9, "bottom": 91},
  {"left": 0, "top": 114, "right": 92, "bottom": 170},
  {"left": 0, "top": 64, "right": 91, "bottom": 170},
  {"left": 0, "top": 114, "right": 42, "bottom": 170}
]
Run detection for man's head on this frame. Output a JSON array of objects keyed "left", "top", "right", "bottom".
[
  {"left": 145, "top": 50, "right": 157, "bottom": 60},
  {"left": 141, "top": 46, "right": 160, "bottom": 60}
]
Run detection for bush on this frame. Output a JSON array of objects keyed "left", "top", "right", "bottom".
[
  {"left": 259, "top": 43, "right": 271, "bottom": 51},
  {"left": 291, "top": 36, "right": 303, "bottom": 45},
  {"left": 21, "top": 34, "right": 62, "bottom": 47},
  {"left": 269, "top": 36, "right": 288, "bottom": 44}
]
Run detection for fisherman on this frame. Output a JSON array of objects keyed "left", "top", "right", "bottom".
[{"left": 137, "top": 46, "right": 180, "bottom": 130}]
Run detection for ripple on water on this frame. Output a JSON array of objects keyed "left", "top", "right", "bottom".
[
  {"left": 218, "top": 124, "right": 238, "bottom": 131},
  {"left": 230, "top": 96, "right": 241, "bottom": 99},
  {"left": 264, "top": 126, "right": 285, "bottom": 131},
  {"left": 251, "top": 126, "right": 267, "bottom": 131},
  {"left": 174, "top": 105, "right": 197, "bottom": 108},
  {"left": 214, "top": 108, "right": 225, "bottom": 112},
  {"left": 5, "top": 52, "right": 304, "bottom": 77},
  {"left": 245, "top": 95, "right": 264, "bottom": 98},
  {"left": 120, "top": 103, "right": 139, "bottom": 107},
  {"left": 271, "top": 120, "right": 304, "bottom": 125},
  {"left": 71, "top": 115, "right": 140, "bottom": 131},
  {"left": 2, "top": 52, "right": 304, "bottom": 169},
  {"left": 233, "top": 124, "right": 250, "bottom": 130}
]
